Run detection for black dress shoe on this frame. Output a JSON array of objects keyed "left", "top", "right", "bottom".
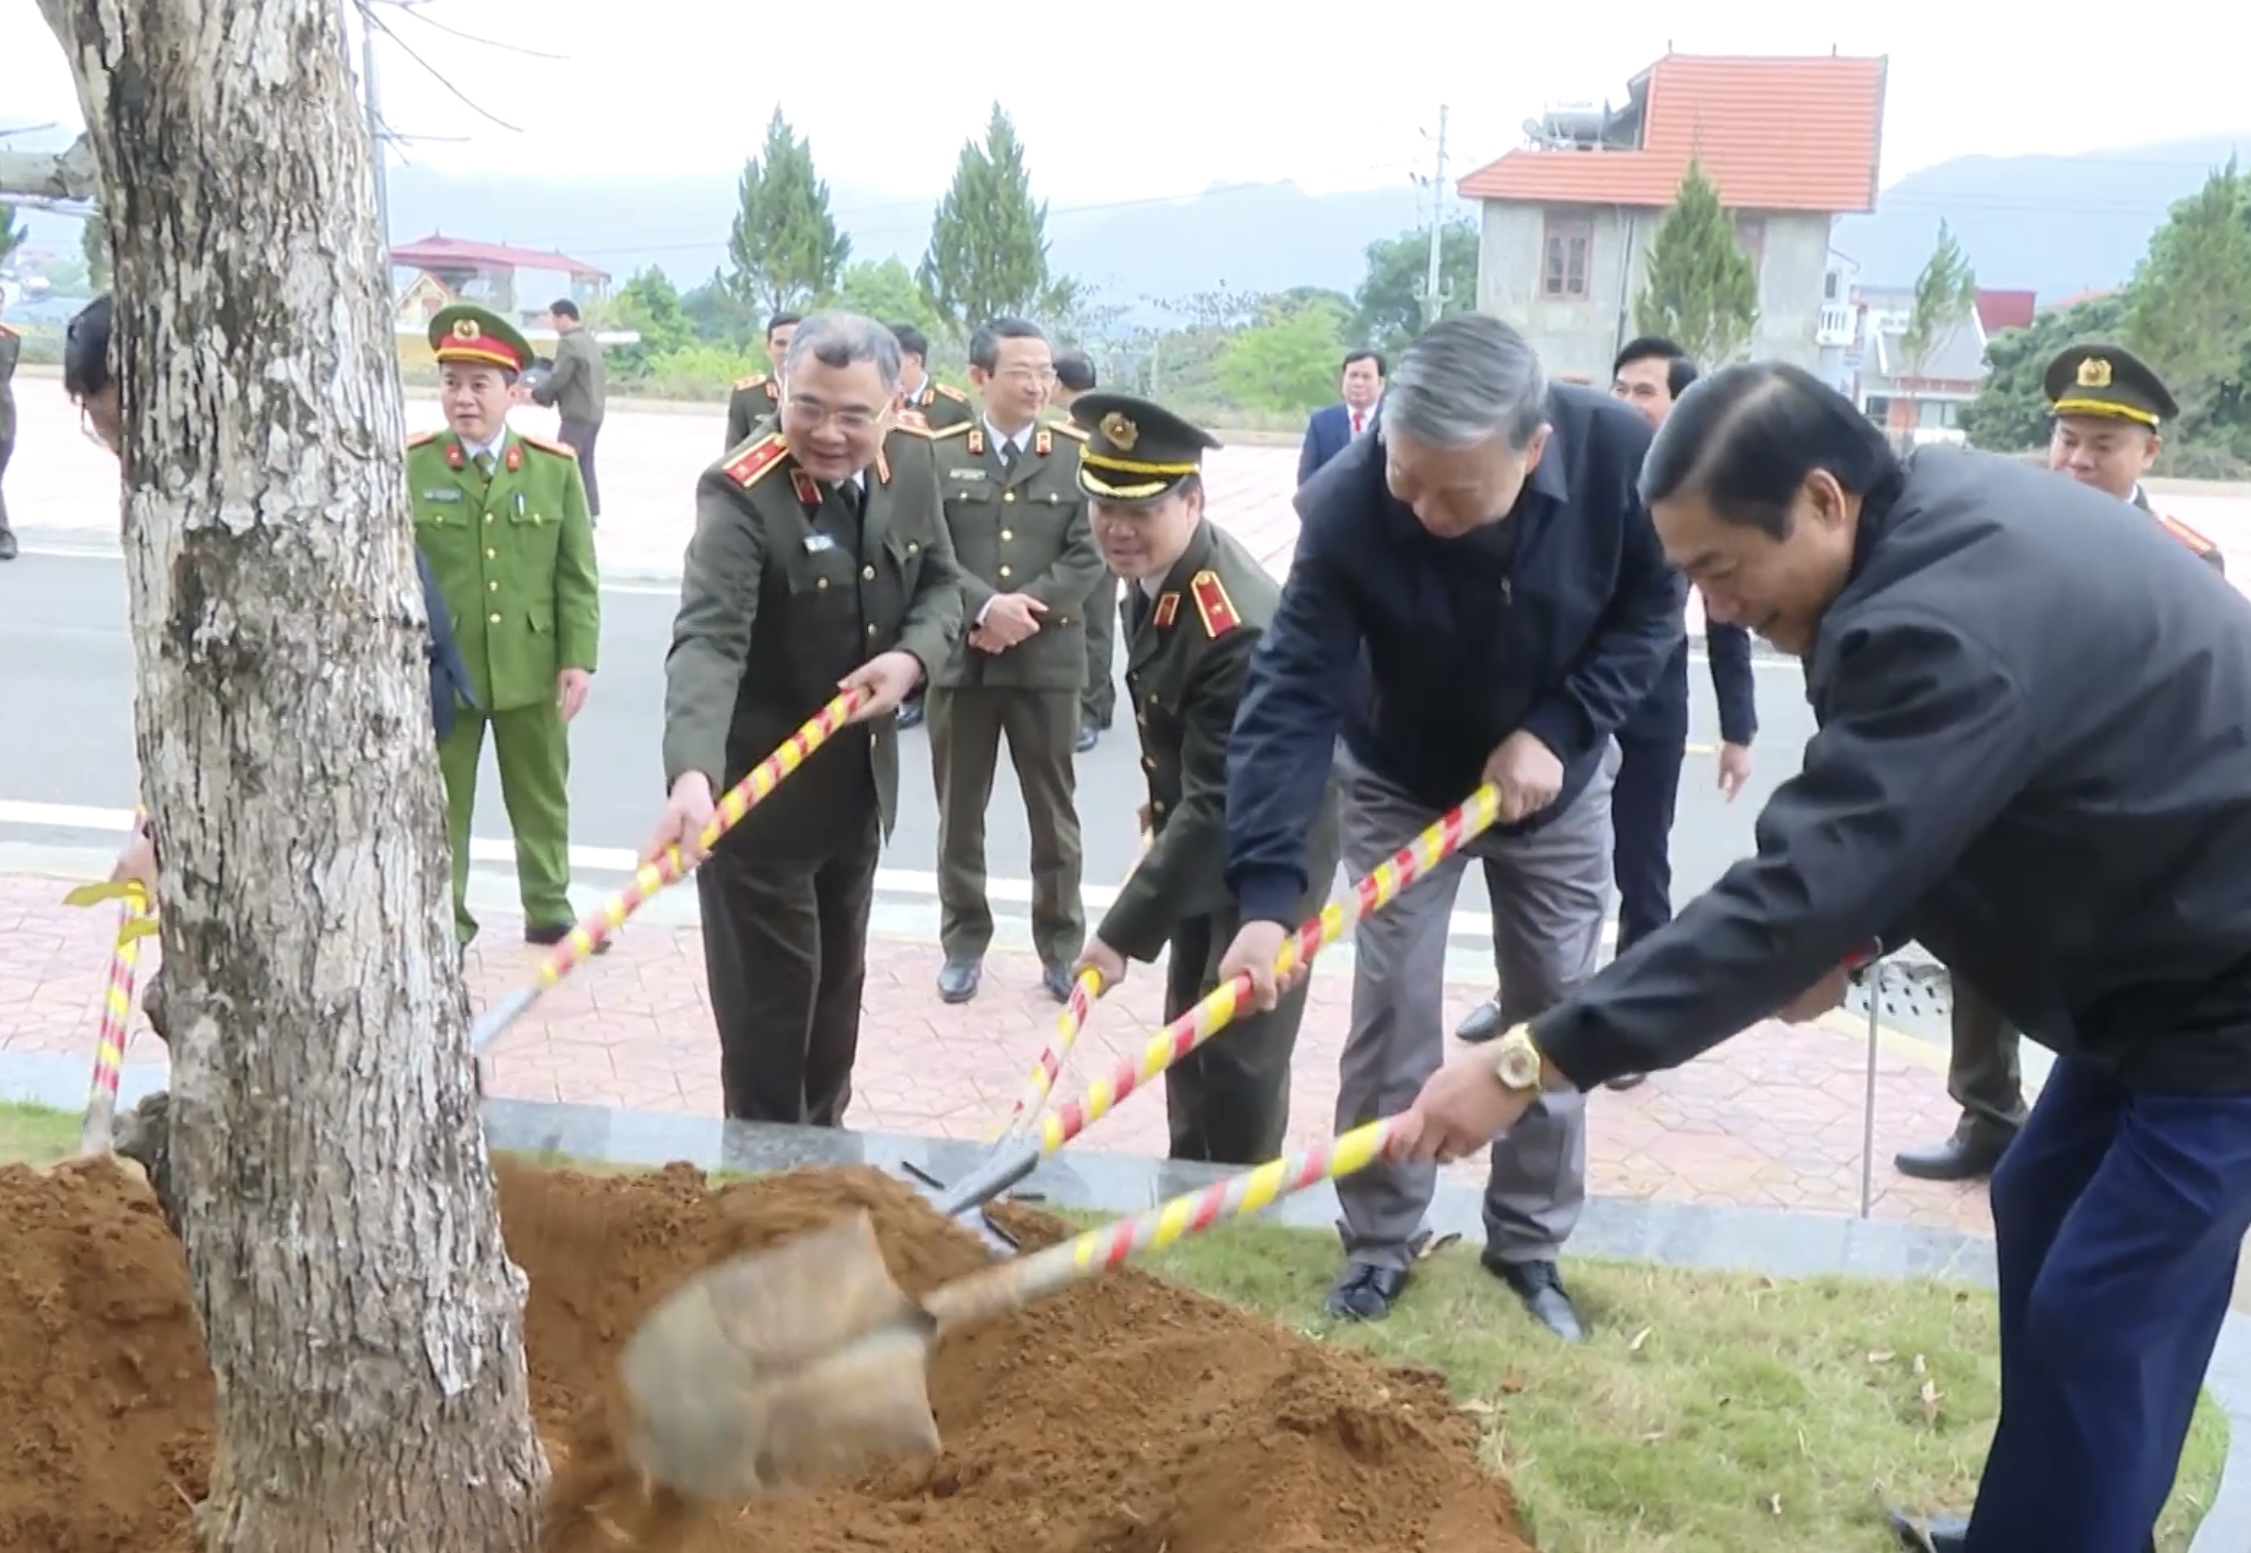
[
  {"left": 937, "top": 957, "right": 982, "bottom": 1004},
  {"left": 1074, "top": 722, "right": 1099, "bottom": 754},
  {"left": 525, "top": 921, "right": 609, "bottom": 955},
  {"left": 896, "top": 700, "right": 925, "bottom": 730},
  {"left": 0, "top": 527, "right": 17, "bottom": 561},
  {"left": 1456, "top": 996, "right": 1505, "bottom": 1043},
  {"left": 1484, "top": 1255, "right": 1586, "bottom": 1342},
  {"left": 1606, "top": 1071, "right": 1648, "bottom": 1091},
  {"left": 1325, "top": 1261, "right": 1409, "bottom": 1321},
  {"left": 1883, "top": 1509, "right": 1968, "bottom": 1552},
  {"left": 1040, "top": 963, "right": 1074, "bottom": 1003},
  {"left": 1894, "top": 1126, "right": 2014, "bottom": 1183}
]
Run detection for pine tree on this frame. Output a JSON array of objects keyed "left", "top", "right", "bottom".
[
  {"left": 2123, "top": 157, "right": 2251, "bottom": 438},
  {"left": 1632, "top": 157, "right": 1758, "bottom": 366},
  {"left": 1901, "top": 219, "right": 1978, "bottom": 385},
  {"left": 725, "top": 108, "right": 852, "bottom": 318},
  {"left": 918, "top": 103, "right": 1054, "bottom": 331}
]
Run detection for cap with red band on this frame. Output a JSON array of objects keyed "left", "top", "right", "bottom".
[{"left": 427, "top": 303, "right": 534, "bottom": 376}]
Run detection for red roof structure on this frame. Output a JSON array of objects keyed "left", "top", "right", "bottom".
[
  {"left": 391, "top": 233, "right": 608, "bottom": 280},
  {"left": 1975, "top": 288, "right": 2038, "bottom": 334},
  {"left": 1458, "top": 53, "right": 1888, "bottom": 214}
]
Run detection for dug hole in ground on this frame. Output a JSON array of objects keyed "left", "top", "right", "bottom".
[{"left": 0, "top": 1156, "right": 1533, "bottom": 1552}]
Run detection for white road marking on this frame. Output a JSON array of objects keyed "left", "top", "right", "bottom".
[{"left": 0, "top": 797, "right": 1615, "bottom": 947}]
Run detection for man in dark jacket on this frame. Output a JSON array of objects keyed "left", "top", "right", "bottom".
[
  {"left": 1220, "top": 315, "right": 1684, "bottom": 1337},
  {"left": 1397, "top": 362, "right": 2251, "bottom": 1553}
]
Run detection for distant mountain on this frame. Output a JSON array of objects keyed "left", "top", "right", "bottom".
[{"left": 8, "top": 118, "right": 2244, "bottom": 317}]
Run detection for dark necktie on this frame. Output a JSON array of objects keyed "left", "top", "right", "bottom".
[
  {"left": 834, "top": 480, "right": 864, "bottom": 521},
  {"left": 999, "top": 440, "right": 1019, "bottom": 474}
]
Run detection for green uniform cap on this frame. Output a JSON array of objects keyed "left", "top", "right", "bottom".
[
  {"left": 1069, "top": 391, "right": 1222, "bottom": 504},
  {"left": 2044, "top": 342, "right": 2177, "bottom": 429},
  {"left": 429, "top": 303, "right": 535, "bottom": 376}
]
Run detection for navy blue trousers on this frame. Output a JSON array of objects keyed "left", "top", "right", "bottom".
[
  {"left": 1611, "top": 732, "right": 1684, "bottom": 952},
  {"left": 1969, "top": 1054, "right": 2251, "bottom": 1551}
]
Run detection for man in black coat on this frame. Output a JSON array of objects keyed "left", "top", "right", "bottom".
[{"left": 1393, "top": 362, "right": 2251, "bottom": 1553}]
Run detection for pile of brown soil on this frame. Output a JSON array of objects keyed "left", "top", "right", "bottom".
[{"left": 0, "top": 1157, "right": 1533, "bottom": 1552}]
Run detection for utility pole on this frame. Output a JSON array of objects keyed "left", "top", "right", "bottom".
[
  {"left": 359, "top": 9, "right": 390, "bottom": 252},
  {"left": 1416, "top": 105, "right": 1452, "bottom": 329}
]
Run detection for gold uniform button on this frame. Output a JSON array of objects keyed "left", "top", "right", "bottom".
[
  {"left": 487, "top": 612, "right": 502, "bottom": 625},
  {"left": 816, "top": 577, "right": 830, "bottom": 590},
  {"left": 862, "top": 565, "right": 876, "bottom": 581},
  {"left": 484, "top": 513, "right": 496, "bottom": 525},
  {"left": 1000, "top": 529, "right": 1014, "bottom": 541},
  {"left": 908, "top": 541, "right": 919, "bottom": 554},
  {"left": 487, "top": 579, "right": 500, "bottom": 592},
  {"left": 485, "top": 547, "right": 497, "bottom": 560},
  {"left": 1002, "top": 491, "right": 1016, "bottom": 503},
  {"left": 1152, "top": 801, "right": 1168, "bottom": 816},
  {"left": 1143, "top": 756, "right": 1156, "bottom": 771},
  {"left": 998, "top": 565, "right": 1013, "bottom": 579},
  {"left": 866, "top": 623, "right": 878, "bottom": 637}
]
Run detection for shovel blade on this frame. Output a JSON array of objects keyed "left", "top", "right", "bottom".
[{"left": 619, "top": 1210, "right": 946, "bottom": 1501}]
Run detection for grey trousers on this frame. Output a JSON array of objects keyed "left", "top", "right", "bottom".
[{"left": 1333, "top": 744, "right": 1615, "bottom": 1269}]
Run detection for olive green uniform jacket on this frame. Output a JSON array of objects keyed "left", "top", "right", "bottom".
[{"left": 724, "top": 374, "right": 781, "bottom": 452}]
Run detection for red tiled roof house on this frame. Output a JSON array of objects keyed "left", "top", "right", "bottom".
[{"left": 1456, "top": 52, "right": 1888, "bottom": 382}]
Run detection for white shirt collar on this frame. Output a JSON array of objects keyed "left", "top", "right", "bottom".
[
  {"left": 461, "top": 429, "right": 507, "bottom": 463},
  {"left": 984, "top": 415, "right": 1033, "bottom": 454}
]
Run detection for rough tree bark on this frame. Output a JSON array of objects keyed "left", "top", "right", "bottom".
[{"left": 22, "top": 3, "right": 547, "bottom": 1549}]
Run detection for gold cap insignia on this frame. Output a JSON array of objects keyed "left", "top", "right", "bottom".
[
  {"left": 1099, "top": 412, "right": 1139, "bottom": 452},
  {"left": 2076, "top": 357, "right": 2113, "bottom": 389},
  {"left": 452, "top": 317, "right": 482, "bottom": 342}
]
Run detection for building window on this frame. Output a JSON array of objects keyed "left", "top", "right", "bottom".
[
  {"left": 1734, "top": 215, "right": 1766, "bottom": 270},
  {"left": 1542, "top": 214, "right": 1593, "bottom": 301},
  {"left": 1823, "top": 269, "right": 1841, "bottom": 301}
]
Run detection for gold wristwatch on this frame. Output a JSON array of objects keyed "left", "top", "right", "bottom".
[{"left": 1492, "top": 1025, "right": 1544, "bottom": 1092}]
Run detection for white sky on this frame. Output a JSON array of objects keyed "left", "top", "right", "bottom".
[{"left": 5, "top": 2, "right": 2246, "bottom": 205}]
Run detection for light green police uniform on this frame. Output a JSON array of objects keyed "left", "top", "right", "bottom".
[{"left": 412, "top": 303, "right": 601, "bottom": 941}]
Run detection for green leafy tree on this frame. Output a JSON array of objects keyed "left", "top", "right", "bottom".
[
  {"left": 1353, "top": 221, "right": 1480, "bottom": 354},
  {"left": 1214, "top": 295, "right": 1351, "bottom": 413},
  {"left": 1040, "top": 277, "right": 1128, "bottom": 348},
  {"left": 82, "top": 209, "right": 112, "bottom": 289},
  {"left": 682, "top": 268, "right": 761, "bottom": 349},
  {"left": 1633, "top": 157, "right": 1759, "bottom": 365},
  {"left": 831, "top": 256, "right": 946, "bottom": 341},
  {"left": 1901, "top": 219, "right": 1979, "bottom": 387},
  {"left": 607, "top": 266, "right": 693, "bottom": 371},
  {"left": 725, "top": 108, "right": 851, "bottom": 317},
  {"left": 919, "top": 103, "right": 1053, "bottom": 331},
  {"left": 0, "top": 201, "right": 27, "bottom": 267},
  {"left": 2123, "top": 157, "right": 2251, "bottom": 455},
  {"left": 1959, "top": 292, "right": 2128, "bottom": 451}
]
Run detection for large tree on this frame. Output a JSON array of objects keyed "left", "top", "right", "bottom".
[
  {"left": 1901, "top": 218, "right": 1979, "bottom": 388},
  {"left": 1633, "top": 157, "right": 1759, "bottom": 366},
  {"left": 1353, "top": 220, "right": 1481, "bottom": 354},
  {"left": 919, "top": 103, "right": 1054, "bottom": 331},
  {"left": 2123, "top": 157, "right": 2251, "bottom": 455},
  {"left": 11, "top": 3, "right": 544, "bottom": 1550},
  {"left": 726, "top": 107, "right": 852, "bottom": 317},
  {"left": 1958, "top": 292, "right": 2128, "bottom": 452}
]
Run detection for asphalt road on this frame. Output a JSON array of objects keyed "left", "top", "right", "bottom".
[{"left": 0, "top": 550, "right": 1812, "bottom": 912}]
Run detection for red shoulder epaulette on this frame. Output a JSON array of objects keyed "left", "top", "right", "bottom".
[
  {"left": 933, "top": 382, "right": 969, "bottom": 403},
  {"left": 724, "top": 433, "right": 789, "bottom": 489},
  {"left": 2158, "top": 512, "right": 2218, "bottom": 557},
  {"left": 404, "top": 429, "right": 439, "bottom": 449},
  {"left": 1190, "top": 570, "right": 1240, "bottom": 638},
  {"left": 518, "top": 432, "right": 578, "bottom": 458}
]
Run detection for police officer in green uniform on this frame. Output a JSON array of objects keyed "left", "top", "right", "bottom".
[
  {"left": 1897, "top": 339, "right": 2223, "bottom": 1184},
  {"left": 723, "top": 311, "right": 798, "bottom": 451},
  {"left": 1068, "top": 394, "right": 1341, "bottom": 1164},
  {"left": 889, "top": 323, "right": 973, "bottom": 732},
  {"left": 650, "top": 311, "right": 965, "bottom": 1125},
  {"left": 410, "top": 304, "right": 601, "bottom": 945},
  {"left": 926, "top": 318, "right": 1105, "bottom": 1006}
]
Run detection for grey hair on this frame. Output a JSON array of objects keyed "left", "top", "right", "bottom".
[
  {"left": 1384, "top": 314, "right": 1550, "bottom": 451},
  {"left": 782, "top": 311, "right": 904, "bottom": 394}
]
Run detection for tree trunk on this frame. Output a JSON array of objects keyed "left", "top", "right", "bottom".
[{"left": 29, "top": 3, "right": 546, "bottom": 1548}]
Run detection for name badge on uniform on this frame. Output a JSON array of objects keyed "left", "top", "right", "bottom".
[
  {"left": 947, "top": 468, "right": 989, "bottom": 482},
  {"left": 803, "top": 532, "right": 838, "bottom": 554},
  {"left": 422, "top": 488, "right": 463, "bottom": 503}
]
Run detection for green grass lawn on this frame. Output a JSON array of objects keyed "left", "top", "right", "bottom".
[
  {"left": 1050, "top": 1211, "right": 2229, "bottom": 1553},
  {"left": 0, "top": 1101, "right": 2226, "bottom": 1550}
]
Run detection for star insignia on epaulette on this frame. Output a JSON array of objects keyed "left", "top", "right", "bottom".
[{"left": 1190, "top": 570, "right": 1240, "bottom": 637}]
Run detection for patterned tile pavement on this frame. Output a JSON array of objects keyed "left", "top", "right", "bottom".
[{"left": 0, "top": 870, "right": 1998, "bottom": 1238}]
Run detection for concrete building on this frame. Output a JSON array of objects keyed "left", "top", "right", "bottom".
[{"left": 1456, "top": 52, "right": 1889, "bottom": 385}]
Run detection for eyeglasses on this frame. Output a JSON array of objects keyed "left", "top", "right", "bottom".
[{"left": 781, "top": 395, "right": 885, "bottom": 435}]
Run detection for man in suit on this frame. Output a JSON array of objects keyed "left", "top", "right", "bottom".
[
  {"left": 531, "top": 298, "right": 607, "bottom": 522},
  {"left": 927, "top": 318, "right": 1105, "bottom": 1005},
  {"left": 1054, "top": 351, "right": 1117, "bottom": 752},
  {"left": 889, "top": 322, "right": 973, "bottom": 734},
  {"left": 1456, "top": 337, "right": 1759, "bottom": 1095},
  {"left": 1295, "top": 349, "right": 1386, "bottom": 486},
  {"left": 1070, "top": 392, "right": 1341, "bottom": 1164},
  {"left": 1897, "top": 340, "right": 2222, "bottom": 1184},
  {"left": 723, "top": 311, "right": 799, "bottom": 451},
  {"left": 410, "top": 304, "right": 601, "bottom": 948},
  {"left": 649, "top": 311, "right": 963, "bottom": 1125}
]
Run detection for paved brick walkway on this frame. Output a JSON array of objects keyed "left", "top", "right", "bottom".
[{"left": 0, "top": 870, "right": 1995, "bottom": 1236}]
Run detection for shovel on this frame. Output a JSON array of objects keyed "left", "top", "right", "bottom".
[
  {"left": 60, "top": 875, "right": 158, "bottom": 1157},
  {"left": 918, "top": 784, "right": 1503, "bottom": 1238},
  {"left": 468, "top": 688, "right": 869, "bottom": 1055},
  {"left": 619, "top": 1113, "right": 1412, "bottom": 1502}
]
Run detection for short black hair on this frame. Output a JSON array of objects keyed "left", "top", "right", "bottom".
[
  {"left": 889, "top": 323, "right": 930, "bottom": 360},
  {"left": 549, "top": 298, "right": 581, "bottom": 321},
  {"left": 1343, "top": 348, "right": 1387, "bottom": 377},
  {"left": 766, "top": 311, "right": 802, "bottom": 340},
  {"left": 1641, "top": 362, "right": 1898, "bottom": 539},
  {"left": 1054, "top": 349, "right": 1097, "bottom": 393},
  {"left": 1613, "top": 336, "right": 1698, "bottom": 399},
  {"left": 64, "top": 293, "right": 115, "bottom": 400},
  {"left": 968, "top": 317, "right": 1045, "bottom": 373}
]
